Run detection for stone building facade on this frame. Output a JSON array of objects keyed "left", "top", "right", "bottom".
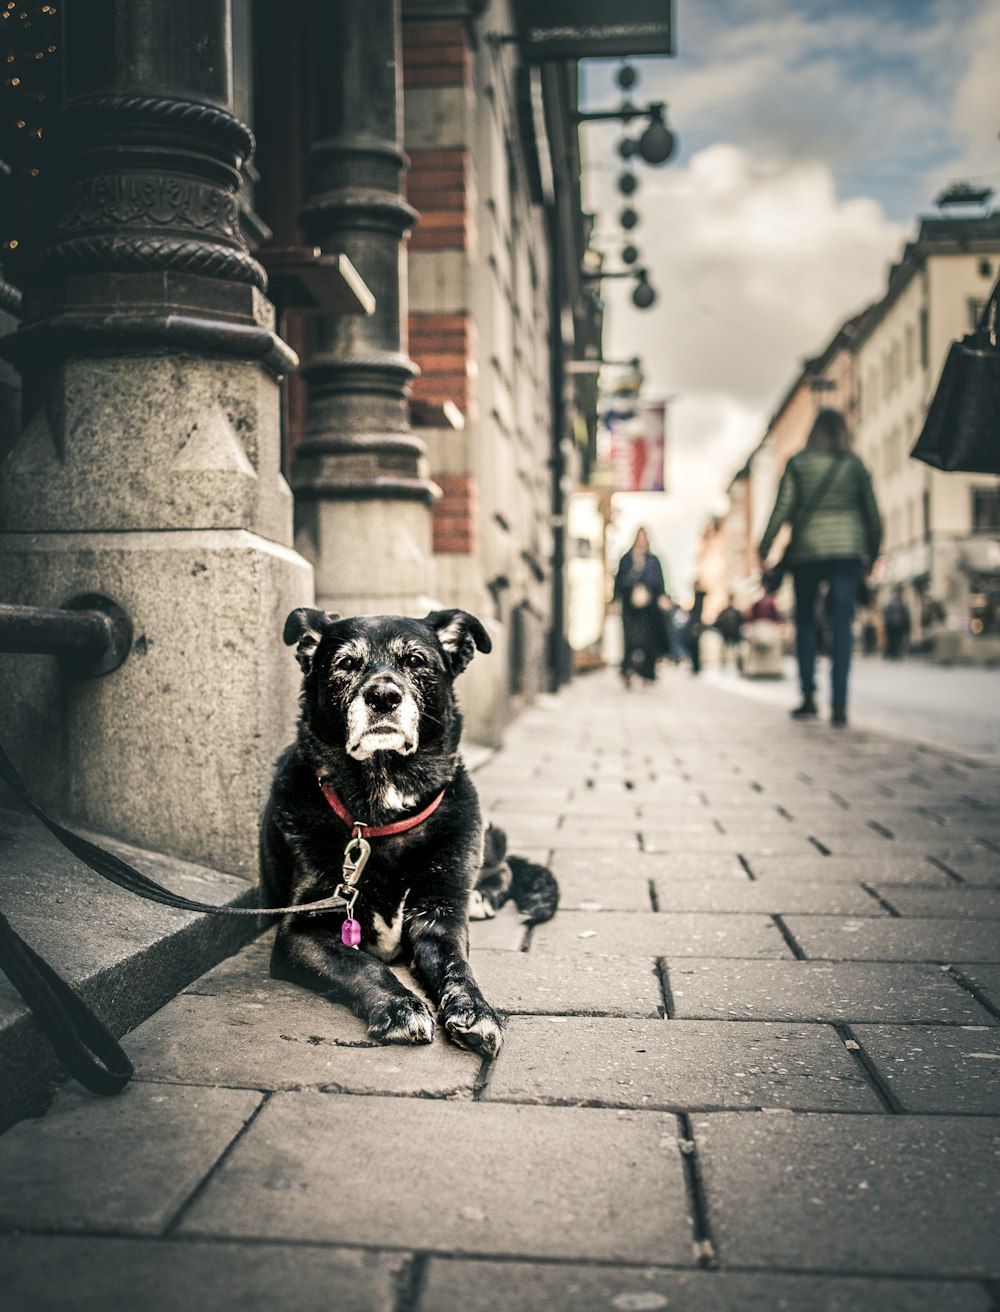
[
  {"left": 710, "top": 211, "right": 1000, "bottom": 656},
  {"left": 0, "top": 0, "right": 598, "bottom": 870},
  {"left": 851, "top": 215, "right": 1000, "bottom": 651}
]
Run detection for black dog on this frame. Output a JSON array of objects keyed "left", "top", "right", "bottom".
[{"left": 260, "top": 607, "right": 557, "bottom": 1057}]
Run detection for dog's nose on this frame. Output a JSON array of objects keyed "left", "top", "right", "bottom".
[{"left": 364, "top": 679, "right": 403, "bottom": 713}]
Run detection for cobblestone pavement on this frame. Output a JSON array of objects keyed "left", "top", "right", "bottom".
[{"left": 2, "top": 668, "right": 999, "bottom": 1311}]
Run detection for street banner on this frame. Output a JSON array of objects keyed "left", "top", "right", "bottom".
[{"left": 603, "top": 400, "right": 666, "bottom": 492}]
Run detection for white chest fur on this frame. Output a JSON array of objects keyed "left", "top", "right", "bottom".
[{"left": 368, "top": 893, "right": 408, "bottom": 961}]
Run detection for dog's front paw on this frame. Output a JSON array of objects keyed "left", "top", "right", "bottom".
[
  {"left": 441, "top": 991, "right": 504, "bottom": 1058},
  {"left": 368, "top": 995, "right": 435, "bottom": 1045},
  {"left": 468, "top": 888, "right": 497, "bottom": 920}
]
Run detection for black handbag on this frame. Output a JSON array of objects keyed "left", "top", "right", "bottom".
[{"left": 911, "top": 281, "right": 1000, "bottom": 475}]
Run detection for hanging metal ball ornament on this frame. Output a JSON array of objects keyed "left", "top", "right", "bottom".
[
  {"left": 622, "top": 244, "right": 639, "bottom": 265},
  {"left": 620, "top": 207, "right": 639, "bottom": 230},
  {"left": 632, "top": 269, "right": 656, "bottom": 309},
  {"left": 638, "top": 107, "right": 676, "bottom": 166},
  {"left": 616, "top": 64, "right": 637, "bottom": 91},
  {"left": 618, "top": 138, "right": 638, "bottom": 160},
  {"left": 618, "top": 172, "right": 638, "bottom": 197}
]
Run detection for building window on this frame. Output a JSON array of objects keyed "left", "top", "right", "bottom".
[
  {"left": 971, "top": 487, "right": 1000, "bottom": 533},
  {"left": 919, "top": 308, "right": 929, "bottom": 369},
  {"left": 968, "top": 298, "right": 987, "bottom": 330},
  {"left": 904, "top": 325, "right": 914, "bottom": 376}
]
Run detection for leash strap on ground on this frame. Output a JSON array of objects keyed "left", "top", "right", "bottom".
[
  {"left": 0, "top": 909, "right": 133, "bottom": 1095},
  {"left": 0, "top": 738, "right": 342, "bottom": 1100},
  {"left": 0, "top": 741, "right": 341, "bottom": 917}
]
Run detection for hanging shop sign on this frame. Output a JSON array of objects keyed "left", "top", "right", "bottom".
[
  {"left": 601, "top": 400, "right": 666, "bottom": 492},
  {"left": 516, "top": 0, "right": 674, "bottom": 61}
]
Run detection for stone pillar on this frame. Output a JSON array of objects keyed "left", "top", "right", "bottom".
[
  {"left": 292, "top": 0, "right": 438, "bottom": 616},
  {"left": 0, "top": 0, "right": 313, "bottom": 877}
]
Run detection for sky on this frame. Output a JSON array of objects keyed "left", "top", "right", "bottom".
[{"left": 579, "top": 0, "right": 1000, "bottom": 597}]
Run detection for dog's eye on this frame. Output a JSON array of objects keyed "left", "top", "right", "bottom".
[
  {"left": 403, "top": 651, "right": 427, "bottom": 669},
  {"left": 334, "top": 654, "right": 362, "bottom": 673}
]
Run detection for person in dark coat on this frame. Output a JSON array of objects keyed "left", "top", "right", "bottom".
[
  {"left": 758, "top": 409, "right": 881, "bottom": 726},
  {"left": 882, "top": 587, "right": 912, "bottom": 659},
  {"left": 686, "top": 581, "right": 707, "bottom": 675},
  {"left": 714, "top": 594, "right": 744, "bottom": 668},
  {"left": 613, "top": 527, "right": 667, "bottom": 686}
]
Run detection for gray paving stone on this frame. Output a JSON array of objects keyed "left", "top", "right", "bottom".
[
  {"left": 548, "top": 826, "right": 642, "bottom": 851},
  {"left": 653, "top": 878, "right": 882, "bottom": 916},
  {"left": 666, "top": 960, "right": 996, "bottom": 1024},
  {"left": 485, "top": 1017, "right": 882, "bottom": 1112},
  {"left": 555, "top": 872, "right": 655, "bottom": 911},
  {"left": 0, "top": 1084, "right": 261, "bottom": 1235},
  {"left": 851, "top": 1024, "right": 1000, "bottom": 1113},
  {"left": 126, "top": 991, "right": 480, "bottom": 1096},
  {"left": 550, "top": 850, "right": 749, "bottom": 880},
  {"left": 531, "top": 910, "right": 792, "bottom": 959},
  {"left": 641, "top": 831, "right": 813, "bottom": 854},
  {"left": 811, "top": 832, "right": 979, "bottom": 855},
  {"left": 182, "top": 934, "right": 276, "bottom": 995},
  {"left": 469, "top": 949, "right": 664, "bottom": 1017},
  {"left": 784, "top": 916, "right": 1000, "bottom": 962},
  {"left": 695, "top": 1113, "right": 1000, "bottom": 1277},
  {"left": 469, "top": 903, "right": 529, "bottom": 950},
  {"left": 0, "top": 1236, "right": 406, "bottom": 1312},
  {"left": 874, "top": 887, "right": 1000, "bottom": 918},
  {"left": 921, "top": 850, "right": 1000, "bottom": 885},
  {"left": 952, "top": 964, "right": 1000, "bottom": 1013},
  {"left": 178, "top": 1094, "right": 694, "bottom": 1263},
  {"left": 417, "top": 1260, "right": 993, "bottom": 1312},
  {"left": 745, "top": 854, "right": 953, "bottom": 884}
]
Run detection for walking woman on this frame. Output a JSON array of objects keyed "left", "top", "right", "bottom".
[
  {"left": 613, "top": 527, "right": 667, "bottom": 686},
  {"left": 758, "top": 409, "right": 881, "bottom": 726}
]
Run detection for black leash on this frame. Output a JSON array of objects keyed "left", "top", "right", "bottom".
[{"left": 0, "top": 740, "right": 341, "bottom": 1097}]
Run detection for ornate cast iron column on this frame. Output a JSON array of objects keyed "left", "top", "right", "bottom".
[
  {"left": 0, "top": 0, "right": 313, "bottom": 876},
  {"left": 293, "top": 0, "right": 438, "bottom": 615}
]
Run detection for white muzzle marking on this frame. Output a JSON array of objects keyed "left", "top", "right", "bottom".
[{"left": 346, "top": 692, "right": 420, "bottom": 760}]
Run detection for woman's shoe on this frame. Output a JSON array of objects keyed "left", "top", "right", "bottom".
[
  {"left": 790, "top": 697, "right": 817, "bottom": 719},
  {"left": 831, "top": 707, "right": 848, "bottom": 726}
]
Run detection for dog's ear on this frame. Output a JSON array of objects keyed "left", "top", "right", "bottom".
[
  {"left": 424, "top": 609, "right": 492, "bottom": 675},
  {"left": 283, "top": 607, "right": 339, "bottom": 672}
]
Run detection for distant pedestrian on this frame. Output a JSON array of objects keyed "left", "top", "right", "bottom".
[
  {"left": 686, "top": 581, "right": 707, "bottom": 675},
  {"left": 659, "top": 593, "right": 683, "bottom": 664},
  {"left": 862, "top": 608, "right": 879, "bottom": 656},
  {"left": 883, "top": 587, "right": 911, "bottom": 659},
  {"left": 742, "top": 589, "right": 784, "bottom": 678},
  {"left": 714, "top": 594, "right": 743, "bottom": 668},
  {"left": 758, "top": 409, "right": 881, "bottom": 726},
  {"left": 613, "top": 528, "right": 667, "bottom": 686}
]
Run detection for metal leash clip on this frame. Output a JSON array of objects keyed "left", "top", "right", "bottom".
[{"left": 336, "top": 832, "right": 370, "bottom": 948}]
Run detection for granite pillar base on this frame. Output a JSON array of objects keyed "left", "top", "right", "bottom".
[
  {"left": 0, "top": 529, "right": 310, "bottom": 877},
  {"left": 295, "top": 496, "right": 436, "bottom": 619},
  {"left": 0, "top": 355, "right": 293, "bottom": 542}
]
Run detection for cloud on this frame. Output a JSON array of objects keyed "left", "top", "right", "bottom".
[
  {"left": 582, "top": 1, "right": 999, "bottom": 588},
  {"left": 592, "top": 143, "right": 905, "bottom": 405},
  {"left": 943, "top": 1, "right": 1000, "bottom": 190},
  {"left": 586, "top": 144, "right": 905, "bottom": 585},
  {"left": 582, "top": 0, "right": 993, "bottom": 218}
]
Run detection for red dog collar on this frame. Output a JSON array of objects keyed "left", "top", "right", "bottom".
[{"left": 319, "top": 779, "right": 447, "bottom": 838}]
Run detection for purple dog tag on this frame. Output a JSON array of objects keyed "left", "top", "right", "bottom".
[{"left": 341, "top": 918, "right": 361, "bottom": 948}]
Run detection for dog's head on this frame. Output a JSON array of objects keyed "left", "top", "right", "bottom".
[{"left": 284, "top": 608, "right": 491, "bottom": 763}]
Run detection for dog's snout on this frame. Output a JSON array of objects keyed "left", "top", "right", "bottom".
[{"left": 364, "top": 678, "right": 403, "bottom": 713}]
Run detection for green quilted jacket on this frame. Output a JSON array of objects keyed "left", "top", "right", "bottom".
[{"left": 759, "top": 450, "right": 882, "bottom": 565}]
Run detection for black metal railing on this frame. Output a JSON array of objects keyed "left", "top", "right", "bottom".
[{"left": 0, "top": 595, "right": 132, "bottom": 676}]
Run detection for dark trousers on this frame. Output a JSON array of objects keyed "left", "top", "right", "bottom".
[{"left": 792, "top": 559, "right": 862, "bottom": 712}]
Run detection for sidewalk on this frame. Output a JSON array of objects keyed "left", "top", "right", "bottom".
[{"left": 1, "top": 666, "right": 999, "bottom": 1311}]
